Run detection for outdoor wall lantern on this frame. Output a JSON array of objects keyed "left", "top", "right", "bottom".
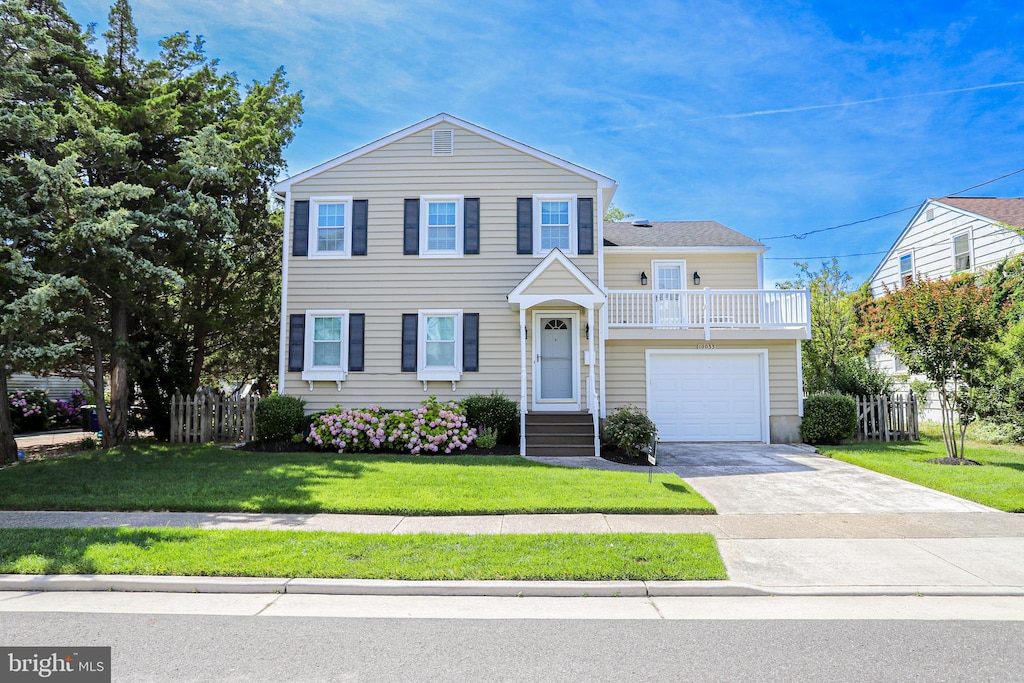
[
  {"left": 692, "top": 271, "right": 701, "bottom": 286},
  {"left": 640, "top": 271, "right": 648, "bottom": 286},
  {"left": 584, "top": 323, "right": 589, "bottom": 339}
]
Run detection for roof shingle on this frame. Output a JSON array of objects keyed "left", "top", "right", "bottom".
[
  {"left": 934, "top": 197, "right": 1024, "bottom": 227},
  {"left": 603, "top": 221, "right": 764, "bottom": 248}
]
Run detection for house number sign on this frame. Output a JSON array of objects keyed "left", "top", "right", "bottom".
[{"left": 695, "top": 343, "right": 717, "bottom": 350}]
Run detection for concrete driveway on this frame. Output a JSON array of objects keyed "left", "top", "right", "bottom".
[{"left": 655, "top": 443, "right": 994, "bottom": 515}]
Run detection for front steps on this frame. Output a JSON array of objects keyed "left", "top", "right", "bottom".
[{"left": 525, "top": 412, "right": 596, "bottom": 457}]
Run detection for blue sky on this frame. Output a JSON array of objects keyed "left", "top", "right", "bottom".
[{"left": 64, "top": 0, "right": 1024, "bottom": 285}]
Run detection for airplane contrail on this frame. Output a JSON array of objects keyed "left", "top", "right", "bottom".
[{"left": 691, "top": 80, "right": 1024, "bottom": 120}]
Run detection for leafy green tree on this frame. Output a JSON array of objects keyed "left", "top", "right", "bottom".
[
  {"left": 778, "top": 258, "right": 873, "bottom": 395},
  {"left": 604, "top": 203, "right": 634, "bottom": 222},
  {"left": 973, "top": 254, "right": 1024, "bottom": 441},
  {"left": 863, "top": 276, "right": 1000, "bottom": 462}
]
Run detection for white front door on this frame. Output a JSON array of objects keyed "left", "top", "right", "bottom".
[
  {"left": 654, "top": 262, "right": 686, "bottom": 326},
  {"left": 534, "top": 315, "right": 578, "bottom": 410}
]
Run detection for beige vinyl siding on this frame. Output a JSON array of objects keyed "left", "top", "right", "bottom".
[
  {"left": 604, "top": 339, "right": 799, "bottom": 417},
  {"left": 519, "top": 261, "right": 598, "bottom": 296},
  {"left": 604, "top": 251, "right": 760, "bottom": 290},
  {"left": 284, "top": 123, "right": 601, "bottom": 411}
]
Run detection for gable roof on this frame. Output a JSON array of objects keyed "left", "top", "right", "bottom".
[
  {"left": 274, "top": 113, "right": 619, "bottom": 193},
  {"left": 933, "top": 197, "right": 1024, "bottom": 227},
  {"left": 507, "top": 248, "right": 605, "bottom": 310},
  {"left": 603, "top": 221, "right": 764, "bottom": 248},
  {"left": 867, "top": 196, "right": 1024, "bottom": 286}
]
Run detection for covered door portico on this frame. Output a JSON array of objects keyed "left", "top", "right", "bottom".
[{"left": 507, "top": 250, "right": 605, "bottom": 456}]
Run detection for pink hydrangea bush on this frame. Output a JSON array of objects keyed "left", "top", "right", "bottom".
[{"left": 308, "top": 397, "right": 477, "bottom": 455}]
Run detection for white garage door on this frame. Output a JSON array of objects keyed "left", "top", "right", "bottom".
[{"left": 647, "top": 352, "right": 766, "bottom": 442}]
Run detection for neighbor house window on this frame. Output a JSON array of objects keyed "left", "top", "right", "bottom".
[
  {"left": 303, "top": 310, "right": 348, "bottom": 381},
  {"left": 309, "top": 197, "right": 353, "bottom": 258},
  {"left": 534, "top": 195, "right": 577, "bottom": 255},
  {"left": 418, "top": 310, "right": 463, "bottom": 381},
  {"left": 420, "top": 196, "right": 463, "bottom": 256},
  {"left": 899, "top": 252, "right": 913, "bottom": 285},
  {"left": 952, "top": 232, "right": 971, "bottom": 271}
]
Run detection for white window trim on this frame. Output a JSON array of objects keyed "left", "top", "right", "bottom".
[
  {"left": 898, "top": 250, "right": 914, "bottom": 286},
  {"left": 308, "top": 196, "right": 353, "bottom": 259},
  {"left": 533, "top": 194, "right": 577, "bottom": 256},
  {"left": 419, "top": 195, "right": 464, "bottom": 258},
  {"left": 417, "top": 309, "right": 463, "bottom": 382},
  {"left": 652, "top": 260, "right": 688, "bottom": 290},
  {"left": 951, "top": 229, "right": 973, "bottom": 272},
  {"left": 302, "top": 310, "right": 349, "bottom": 382}
]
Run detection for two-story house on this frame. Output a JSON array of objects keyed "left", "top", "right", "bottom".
[{"left": 273, "top": 114, "right": 810, "bottom": 455}]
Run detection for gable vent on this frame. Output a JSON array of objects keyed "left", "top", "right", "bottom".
[
  {"left": 926, "top": 208, "right": 934, "bottom": 221},
  {"left": 432, "top": 129, "right": 454, "bottom": 156}
]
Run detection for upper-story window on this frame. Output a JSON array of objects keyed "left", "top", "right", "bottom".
[
  {"left": 952, "top": 232, "right": 971, "bottom": 271},
  {"left": 310, "top": 197, "right": 353, "bottom": 258},
  {"left": 899, "top": 252, "right": 913, "bottom": 285},
  {"left": 420, "top": 196, "right": 463, "bottom": 257},
  {"left": 534, "top": 195, "right": 577, "bottom": 255}
]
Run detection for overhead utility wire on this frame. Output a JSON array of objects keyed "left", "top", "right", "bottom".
[{"left": 758, "top": 166, "right": 1024, "bottom": 241}]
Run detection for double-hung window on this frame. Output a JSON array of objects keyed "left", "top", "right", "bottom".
[
  {"left": 533, "top": 194, "right": 577, "bottom": 255},
  {"left": 899, "top": 252, "right": 914, "bottom": 286},
  {"left": 309, "top": 197, "right": 353, "bottom": 258},
  {"left": 418, "top": 310, "right": 463, "bottom": 381},
  {"left": 302, "top": 310, "right": 348, "bottom": 381},
  {"left": 952, "top": 232, "right": 971, "bottom": 272},
  {"left": 420, "top": 196, "right": 463, "bottom": 256}
]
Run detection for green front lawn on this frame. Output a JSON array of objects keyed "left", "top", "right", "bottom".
[
  {"left": 0, "top": 443, "right": 714, "bottom": 515},
  {"left": 818, "top": 435, "right": 1024, "bottom": 512},
  {"left": 0, "top": 528, "right": 726, "bottom": 581}
]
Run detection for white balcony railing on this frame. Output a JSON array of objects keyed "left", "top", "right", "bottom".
[{"left": 607, "top": 288, "right": 810, "bottom": 338}]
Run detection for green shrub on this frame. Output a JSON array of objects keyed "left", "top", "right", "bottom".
[
  {"left": 475, "top": 426, "right": 499, "bottom": 449},
  {"left": 603, "top": 406, "right": 657, "bottom": 459},
  {"left": 462, "top": 391, "right": 519, "bottom": 444},
  {"left": 254, "top": 394, "right": 307, "bottom": 442},
  {"left": 826, "top": 356, "right": 893, "bottom": 396},
  {"left": 801, "top": 393, "right": 857, "bottom": 445},
  {"left": 8, "top": 389, "right": 52, "bottom": 433}
]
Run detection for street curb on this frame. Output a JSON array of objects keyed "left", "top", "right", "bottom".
[{"left": 1, "top": 574, "right": 1022, "bottom": 598}]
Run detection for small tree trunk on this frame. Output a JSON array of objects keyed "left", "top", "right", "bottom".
[
  {"left": 0, "top": 371, "right": 18, "bottom": 465},
  {"left": 104, "top": 302, "right": 131, "bottom": 447}
]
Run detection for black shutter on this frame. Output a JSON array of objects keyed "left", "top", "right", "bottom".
[
  {"left": 464, "top": 198, "right": 480, "bottom": 254},
  {"left": 463, "top": 313, "right": 479, "bottom": 372},
  {"left": 403, "top": 199, "right": 420, "bottom": 255},
  {"left": 577, "top": 197, "right": 594, "bottom": 255},
  {"left": 287, "top": 314, "right": 305, "bottom": 371},
  {"left": 292, "top": 200, "right": 309, "bottom": 256},
  {"left": 352, "top": 200, "right": 368, "bottom": 256},
  {"left": 517, "top": 198, "right": 533, "bottom": 254},
  {"left": 348, "top": 314, "right": 365, "bottom": 372},
  {"left": 401, "top": 314, "right": 418, "bottom": 372}
]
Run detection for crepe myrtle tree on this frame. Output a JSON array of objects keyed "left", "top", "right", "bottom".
[{"left": 862, "top": 275, "right": 999, "bottom": 463}]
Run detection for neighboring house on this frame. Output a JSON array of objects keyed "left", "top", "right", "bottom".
[
  {"left": 867, "top": 197, "right": 1024, "bottom": 416},
  {"left": 273, "top": 114, "right": 810, "bottom": 455},
  {"left": 8, "top": 373, "right": 84, "bottom": 400}
]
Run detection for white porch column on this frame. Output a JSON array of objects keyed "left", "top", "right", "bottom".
[
  {"left": 519, "top": 308, "right": 528, "bottom": 456},
  {"left": 587, "top": 305, "right": 599, "bottom": 456}
]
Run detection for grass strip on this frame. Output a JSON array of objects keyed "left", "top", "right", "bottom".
[
  {"left": 0, "top": 528, "right": 726, "bottom": 581},
  {"left": 0, "top": 443, "right": 714, "bottom": 515},
  {"left": 819, "top": 436, "right": 1024, "bottom": 512}
]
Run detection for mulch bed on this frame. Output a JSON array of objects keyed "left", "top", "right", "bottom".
[
  {"left": 927, "top": 457, "right": 983, "bottom": 466},
  {"left": 599, "top": 446, "right": 649, "bottom": 467}
]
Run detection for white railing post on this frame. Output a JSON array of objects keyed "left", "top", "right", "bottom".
[{"left": 703, "top": 287, "right": 711, "bottom": 340}]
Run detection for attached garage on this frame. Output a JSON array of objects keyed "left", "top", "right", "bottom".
[{"left": 646, "top": 350, "right": 769, "bottom": 442}]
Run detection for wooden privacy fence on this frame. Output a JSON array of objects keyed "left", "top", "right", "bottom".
[
  {"left": 856, "top": 393, "right": 918, "bottom": 442},
  {"left": 170, "top": 390, "right": 259, "bottom": 443}
]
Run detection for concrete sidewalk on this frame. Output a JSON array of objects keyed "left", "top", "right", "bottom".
[{"left": 1, "top": 509, "right": 1022, "bottom": 597}]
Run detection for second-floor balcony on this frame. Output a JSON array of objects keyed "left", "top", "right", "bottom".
[{"left": 606, "top": 289, "right": 811, "bottom": 339}]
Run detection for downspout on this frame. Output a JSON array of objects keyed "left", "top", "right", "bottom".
[
  {"left": 277, "top": 189, "right": 291, "bottom": 395},
  {"left": 597, "top": 186, "right": 607, "bottom": 418},
  {"left": 519, "top": 308, "right": 527, "bottom": 456}
]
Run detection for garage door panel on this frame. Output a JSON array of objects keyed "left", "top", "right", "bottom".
[{"left": 647, "top": 352, "right": 765, "bottom": 442}]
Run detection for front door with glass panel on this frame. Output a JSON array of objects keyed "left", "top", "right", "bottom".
[
  {"left": 536, "top": 316, "right": 577, "bottom": 409},
  {"left": 654, "top": 262, "right": 686, "bottom": 326}
]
